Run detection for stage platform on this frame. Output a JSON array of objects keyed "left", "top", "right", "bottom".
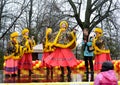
[
  {"left": 0, "top": 82, "right": 120, "bottom": 85},
  {"left": 0, "top": 68, "right": 120, "bottom": 85}
]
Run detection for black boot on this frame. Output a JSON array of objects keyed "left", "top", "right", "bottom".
[
  {"left": 51, "top": 67, "right": 53, "bottom": 79},
  {"left": 11, "top": 74, "right": 17, "bottom": 77},
  {"left": 90, "top": 71, "right": 94, "bottom": 81},
  {"left": 5, "top": 74, "right": 10, "bottom": 78},
  {"left": 67, "top": 66, "right": 71, "bottom": 82},
  {"left": 18, "top": 69, "right": 20, "bottom": 78},
  {"left": 29, "top": 70, "right": 32, "bottom": 77},
  {"left": 85, "top": 71, "right": 89, "bottom": 81},
  {"left": 60, "top": 67, "right": 64, "bottom": 82},
  {"left": 46, "top": 67, "right": 49, "bottom": 79}
]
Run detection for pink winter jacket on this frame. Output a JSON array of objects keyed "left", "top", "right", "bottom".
[{"left": 94, "top": 70, "right": 118, "bottom": 85}]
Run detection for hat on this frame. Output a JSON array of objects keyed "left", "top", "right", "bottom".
[
  {"left": 101, "top": 61, "right": 114, "bottom": 72},
  {"left": 94, "top": 28, "right": 103, "bottom": 34},
  {"left": 59, "top": 20, "right": 68, "bottom": 29},
  {"left": 10, "top": 32, "right": 19, "bottom": 38},
  {"left": 22, "top": 28, "right": 29, "bottom": 35}
]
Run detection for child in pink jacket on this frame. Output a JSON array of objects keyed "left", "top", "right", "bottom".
[{"left": 94, "top": 61, "right": 118, "bottom": 85}]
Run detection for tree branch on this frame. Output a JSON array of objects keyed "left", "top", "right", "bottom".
[
  {"left": 90, "top": 12, "right": 109, "bottom": 31},
  {"left": 78, "top": 0, "right": 82, "bottom": 18},
  {"left": 68, "top": 0, "right": 83, "bottom": 29},
  {"left": 91, "top": 0, "right": 108, "bottom": 13},
  {"left": 84, "top": 0, "right": 92, "bottom": 28},
  {"left": 0, "top": 0, "right": 30, "bottom": 39},
  {"left": 91, "top": 0, "right": 98, "bottom": 6}
]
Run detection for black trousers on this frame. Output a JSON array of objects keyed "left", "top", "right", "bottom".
[{"left": 84, "top": 56, "right": 93, "bottom": 72}]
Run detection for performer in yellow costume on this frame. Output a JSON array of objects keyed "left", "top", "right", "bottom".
[
  {"left": 4, "top": 32, "right": 22, "bottom": 77},
  {"left": 42, "top": 28, "right": 53, "bottom": 67},
  {"left": 93, "top": 27, "right": 111, "bottom": 72},
  {"left": 44, "top": 20, "right": 77, "bottom": 81},
  {"left": 41, "top": 27, "right": 53, "bottom": 79},
  {"left": 18, "top": 28, "right": 34, "bottom": 77}
]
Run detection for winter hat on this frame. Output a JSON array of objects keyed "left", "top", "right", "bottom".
[{"left": 101, "top": 61, "right": 114, "bottom": 72}]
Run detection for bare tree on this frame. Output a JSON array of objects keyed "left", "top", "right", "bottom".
[
  {"left": 0, "top": 0, "right": 30, "bottom": 39},
  {"left": 102, "top": 9, "right": 120, "bottom": 59},
  {"left": 28, "top": 0, "right": 67, "bottom": 43},
  {"left": 67, "top": 0, "right": 119, "bottom": 32},
  {"left": 28, "top": 0, "right": 33, "bottom": 30},
  {"left": 0, "top": 0, "right": 8, "bottom": 32}
]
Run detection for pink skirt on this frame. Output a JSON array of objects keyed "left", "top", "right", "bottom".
[
  {"left": 4, "top": 58, "right": 18, "bottom": 74},
  {"left": 44, "top": 48, "right": 77, "bottom": 67},
  {"left": 94, "top": 53, "right": 111, "bottom": 71},
  {"left": 41, "top": 52, "right": 51, "bottom": 67},
  {"left": 18, "top": 53, "right": 32, "bottom": 70}
]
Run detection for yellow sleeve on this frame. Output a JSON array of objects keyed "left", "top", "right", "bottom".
[
  {"left": 93, "top": 38, "right": 110, "bottom": 54},
  {"left": 54, "top": 31, "right": 76, "bottom": 49}
]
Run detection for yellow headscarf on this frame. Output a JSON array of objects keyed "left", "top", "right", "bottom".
[
  {"left": 94, "top": 27, "right": 103, "bottom": 34},
  {"left": 10, "top": 32, "right": 19, "bottom": 43},
  {"left": 22, "top": 28, "right": 29, "bottom": 35},
  {"left": 59, "top": 20, "right": 69, "bottom": 29},
  {"left": 10, "top": 32, "right": 19, "bottom": 38}
]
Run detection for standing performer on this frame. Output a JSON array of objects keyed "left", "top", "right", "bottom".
[
  {"left": 41, "top": 27, "right": 53, "bottom": 79},
  {"left": 82, "top": 28, "right": 94, "bottom": 81},
  {"left": 44, "top": 20, "right": 77, "bottom": 81},
  {"left": 93, "top": 27, "right": 111, "bottom": 72},
  {"left": 18, "top": 28, "right": 33, "bottom": 77},
  {"left": 4, "top": 32, "right": 22, "bottom": 77}
]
